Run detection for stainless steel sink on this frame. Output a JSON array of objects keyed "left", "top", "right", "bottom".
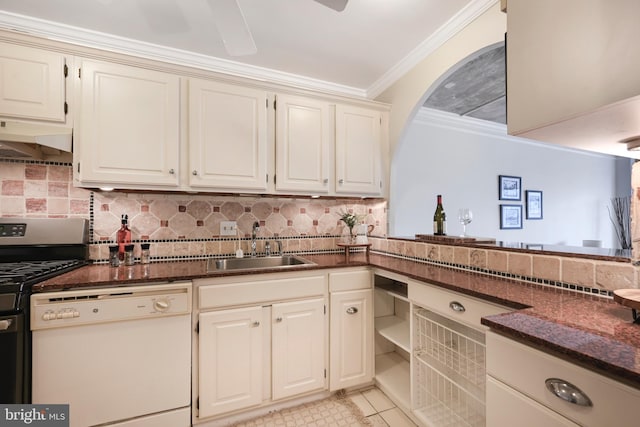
[{"left": 208, "top": 255, "right": 316, "bottom": 272}]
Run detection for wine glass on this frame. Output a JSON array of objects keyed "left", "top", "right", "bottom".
[{"left": 458, "top": 208, "right": 473, "bottom": 237}]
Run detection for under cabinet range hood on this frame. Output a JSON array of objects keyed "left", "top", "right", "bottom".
[{"left": 0, "top": 121, "right": 72, "bottom": 160}]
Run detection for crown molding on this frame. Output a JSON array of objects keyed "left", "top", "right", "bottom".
[
  {"left": 414, "top": 107, "right": 618, "bottom": 159},
  {"left": 366, "top": 0, "right": 497, "bottom": 99},
  {"left": 0, "top": 1, "right": 497, "bottom": 101},
  {"left": 0, "top": 11, "right": 367, "bottom": 98}
]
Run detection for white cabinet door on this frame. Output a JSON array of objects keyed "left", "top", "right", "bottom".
[
  {"left": 75, "top": 59, "right": 180, "bottom": 187},
  {"left": 0, "top": 42, "right": 67, "bottom": 122},
  {"left": 335, "top": 105, "right": 382, "bottom": 195},
  {"left": 198, "top": 306, "right": 263, "bottom": 418},
  {"left": 272, "top": 298, "right": 326, "bottom": 400},
  {"left": 329, "top": 289, "right": 373, "bottom": 391},
  {"left": 188, "top": 79, "right": 269, "bottom": 191},
  {"left": 275, "top": 94, "right": 331, "bottom": 194}
]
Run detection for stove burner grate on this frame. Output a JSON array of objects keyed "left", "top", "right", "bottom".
[{"left": 0, "top": 260, "right": 87, "bottom": 283}]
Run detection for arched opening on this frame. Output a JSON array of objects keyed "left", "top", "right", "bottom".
[{"left": 388, "top": 43, "right": 632, "bottom": 249}]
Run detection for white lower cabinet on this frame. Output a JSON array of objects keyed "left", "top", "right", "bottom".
[
  {"left": 272, "top": 298, "right": 326, "bottom": 400},
  {"left": 329, "top": 269, "right": 374, "bottom": 391},
  {"left": 195, "top": 273, "right": 327, "bottom": 422},
  {"left": 486, "top": 331, "right": 640, "bottom": 427},
  {"left": 198, "top": 306, "right": 263, "bottom": 419}
]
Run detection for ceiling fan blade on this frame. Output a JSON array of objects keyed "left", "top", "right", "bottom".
[
  {"left": 313, "top": 0, "right": 348, "bottom": 12},
  {"left": 207, "top": 0, "right": 257, "bottom": 56}
]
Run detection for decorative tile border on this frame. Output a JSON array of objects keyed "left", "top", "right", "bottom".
[{"left": 369, "top": 238, "right": 615, "bottom": 298}]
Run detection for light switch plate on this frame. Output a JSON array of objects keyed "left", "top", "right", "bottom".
[{"left": 220, "top": 221, "right": 237, "bottom": 236}]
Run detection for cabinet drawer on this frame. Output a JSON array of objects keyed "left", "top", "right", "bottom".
[
  {"left": 408, "top": 280, "right": 510, "bottom": 328},
  {"left": 199, "top": 275, "right": 325, "bottom": 309},
  {"left": 487, "top": 331, "right": 640, "bottom": 427},
  {"left": 487, "top": 376, "right": 579, "bottom": 427},
  {"left": 329, "top": 269, "right": 372, "bottom": 292}
]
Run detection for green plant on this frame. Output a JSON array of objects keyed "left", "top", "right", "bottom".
[{"left": 339, "top": 211, "right": 364, "bottom": 239}]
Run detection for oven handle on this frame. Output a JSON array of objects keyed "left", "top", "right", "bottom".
[{"left": 0, "top": 315, "right": 19, "bottom": 333}]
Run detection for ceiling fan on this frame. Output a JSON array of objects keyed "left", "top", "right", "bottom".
[{"left": 208, "top": 0, "right": 349, "bottom": 56}]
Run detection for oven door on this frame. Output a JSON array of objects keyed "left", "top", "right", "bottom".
[{"left": 0, "top": 313, "right": 24, "bottom": 404}]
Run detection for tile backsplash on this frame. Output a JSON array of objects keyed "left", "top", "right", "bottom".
[
  {"left": 0, "top": 160, "right": 387, "bottom": 262},
  {"left": 2, "top": 159, "right": 636, "bottom": 293}
]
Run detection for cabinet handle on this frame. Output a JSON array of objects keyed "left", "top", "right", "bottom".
[
  {"left": 346, "top": 307, "right": 358, "bottom": 315},
  {"left": 338, "top": 179, "right": 344, "bottom": 184},
  {"left": 168, "top": 168, "right": 175, "bottom": 175},
  {"left": 192, "top": 170, "right": 198, "bottom": 176},
  {"left": 275, "top": 317, "right": 283, "bottom": 322},
  {"left": 545, "top": 378, "right": 592, "bottom": 407},
  {"left": 449, "top": 301, "right": 466, "bottom": 313},
  {"left": 252, "top": 321, "right": 260, "bottom": 327}
]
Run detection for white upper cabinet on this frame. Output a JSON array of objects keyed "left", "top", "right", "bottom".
[
  {"left": 275, "top": 94, "right": 332, "bottom": 194},
  {"left": 335, "top": 105, "right": 383, "bottom": 195},
  {"left": 0, "top": 42, "right": 67, "bottom": 122},
  {"left": 506, "top": 0, "right": 640, "bottom": 158},
  {"left": 188, "top": 79, "right": 269, "bottom": 191},
  {"left": 75, "top": 59, "right": 180, "bottom": 187}
]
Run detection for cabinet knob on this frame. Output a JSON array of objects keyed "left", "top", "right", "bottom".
[
  {"left": 449, "top": 301, "right": 466, "bottom": 313},
  {"left": 192, "top": 170, "right": 198, "bottom": 176},
  {"left": 252, "top": 321, "right": 260, "bottom": 327},
  {"left": 169, "top": 168, "right": 175, "bottom": 175},
  {"left": 275, "top": 317, "right": 283, "bottom": 322},
  {"left": 338, "top": 179, "right": 344, "bottom": 184},
  {"left": 346, "top": 307, "right": 358, "bottom": 315},
  {"left": 323, "top": 178, "right": 328, "bottom": 184},
  {"left": 545, "top": 378, "right": 592, "bottom": 407}
]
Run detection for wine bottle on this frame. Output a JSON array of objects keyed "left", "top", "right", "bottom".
[
  {"left": 117, "top": 214, "right": 132, "bottom": 261},
  {"left": 433, "top": 195, "right": 447, "bottom": 235}
]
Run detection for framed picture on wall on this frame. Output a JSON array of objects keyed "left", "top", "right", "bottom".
[
  {"left": 499, "top": 175, "right": 521, "bottom": 201},
  {"left": 500, "top": 204, "right": 522, "bottom": 229},
  {"left": 526, "top": 190, "right": 543, "bottom": 219}
]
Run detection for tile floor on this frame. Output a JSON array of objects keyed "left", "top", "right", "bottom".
[{"left": 347, "top": 388, "right": 418, "bottom": 427}]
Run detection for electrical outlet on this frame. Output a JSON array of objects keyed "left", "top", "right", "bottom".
[{"left": 220, "top": 221, "right": 238, "bottom": 236}]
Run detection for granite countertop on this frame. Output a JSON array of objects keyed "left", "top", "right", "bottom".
[{"left": 33, "top": 252, "right": 640, "bottom": 389}]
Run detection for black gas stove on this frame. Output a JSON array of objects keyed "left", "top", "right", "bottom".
[{"left": 0, "top": 217, "right": 89, "bottom": 404}]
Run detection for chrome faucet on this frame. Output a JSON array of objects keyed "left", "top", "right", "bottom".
[
  {"left": 251, "top": 221, "right": 260, "bottom": 257},
  {"left": 273, "top": 239, "right": 282, "bottom": 256},
  {"left": 265, "top": 241, "right": 271, "bottom": 257}
]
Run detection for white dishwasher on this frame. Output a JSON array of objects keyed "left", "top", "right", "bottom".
[{"left": 31, "top": 282, "right": 192, "bottom": 427}]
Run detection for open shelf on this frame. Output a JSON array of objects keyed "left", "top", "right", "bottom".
[
  {"left": 375, "top": 352, "right": 410, "bottom": 410},
  {"left": 375, "top": 315, "right": 410, "bottom": 352}
]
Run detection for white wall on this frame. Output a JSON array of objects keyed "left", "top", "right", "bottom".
[{"left": 389, "top": 108, "right": 632, "bottom": 248}]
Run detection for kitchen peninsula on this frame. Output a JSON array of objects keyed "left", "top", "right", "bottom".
[{"left": 34, "top": 251, "right": 640, "bottom": 390}]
